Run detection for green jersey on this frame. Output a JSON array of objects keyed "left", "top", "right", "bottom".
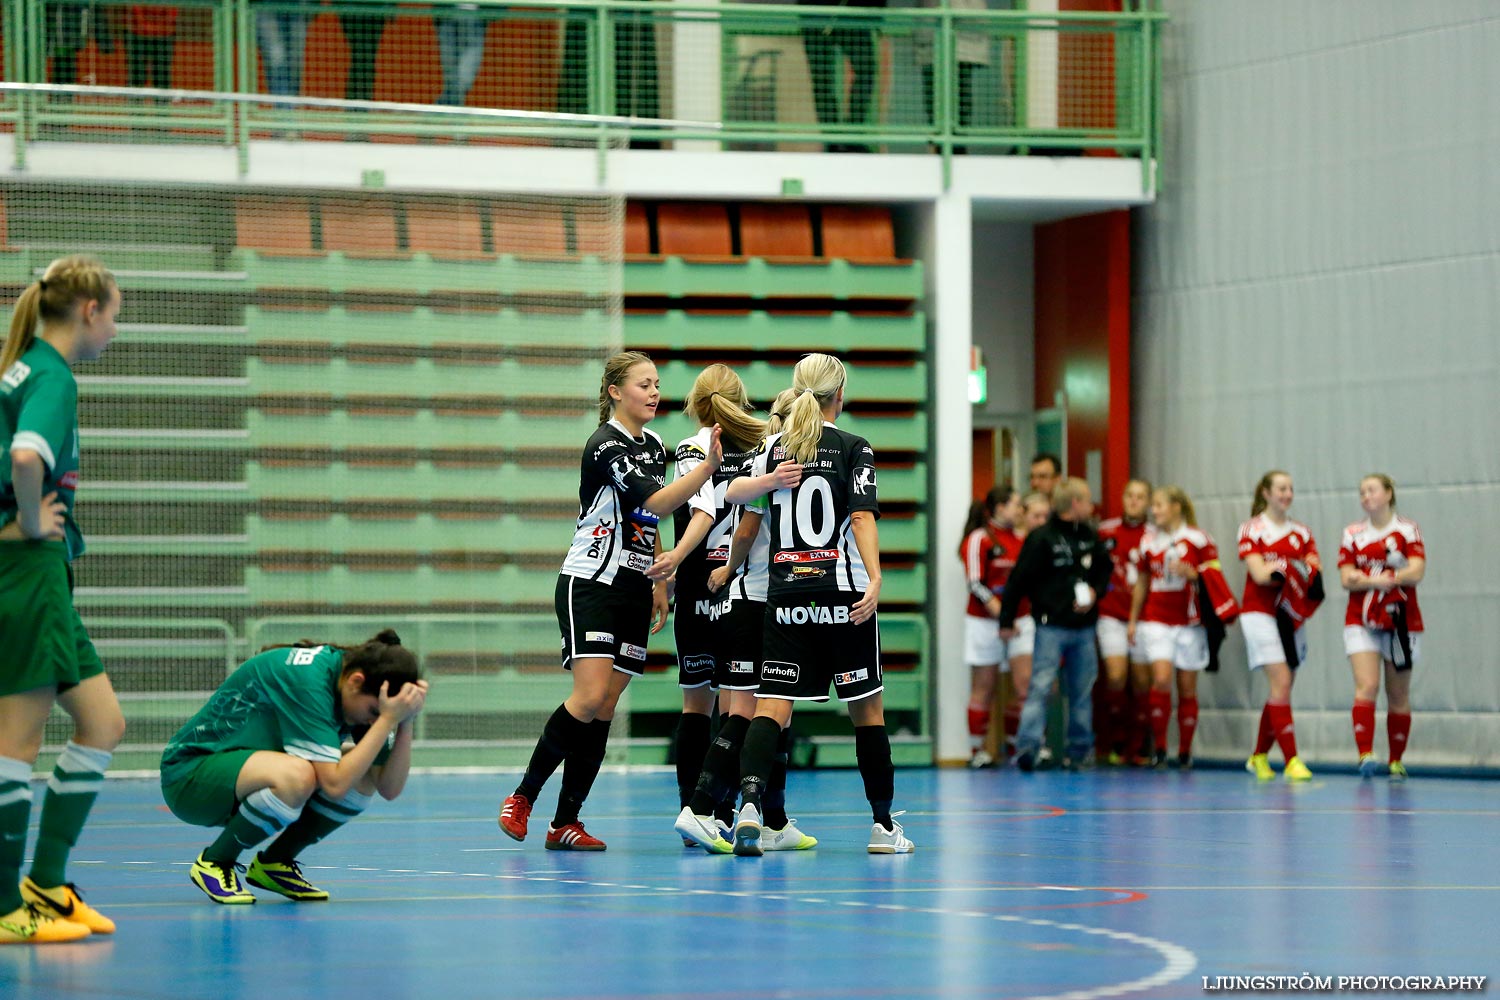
[
  {"left": 1, "top": 340, "right": 84, "bottom": 559},
  {"left": 161, "top": 645, "right": 368, "bottom": 787}
]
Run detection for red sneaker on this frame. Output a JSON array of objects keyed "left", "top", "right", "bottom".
[
  {"left": 499, "top": 794, "right": 533, "bottom": 842},
  {"left": 545, "top": 822, "right": 607, "bottom": 851}
]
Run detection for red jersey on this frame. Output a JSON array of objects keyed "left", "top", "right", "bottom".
[
  {"left": 1337, "top": 516, "right": 1425, "bottom": 632},
  {"left": 1237, "top": 514, "right": 1320, "bottom": 616},
  {"left": 1097, "top": 516, "right": 1148, "bottom": 621},
  {"left": 960, "top": 522, "right": 1026, "bottom": 619},
  {"left": 1139, "top": 525, "right": 1218, "bottom": 626}
]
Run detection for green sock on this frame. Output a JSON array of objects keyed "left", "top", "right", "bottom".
[
  {"left": 30, "top": 742, "right": 111, "bottom": 889},
  {"left": 203, "top": 788, "right": 300, "bottom": 866},
  {"left": 262, "top": 789, "right": 372, "bottom": 863},
  {"left": 0, "top": 757, "right": 33, "bottom": 913}
]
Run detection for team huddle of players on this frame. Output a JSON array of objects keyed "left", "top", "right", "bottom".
[{"left": 962, "top": 458, "right": 1426, "bottom": 781}]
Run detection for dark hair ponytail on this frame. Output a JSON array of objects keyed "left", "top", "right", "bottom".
[
  {"left": 961, "top": 485, "right": 1016, "bottom": 541},
  {"left": 260, "top": 628, "right": 420, "bottom": 695}
]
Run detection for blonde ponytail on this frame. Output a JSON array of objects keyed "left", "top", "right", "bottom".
[
  {"left": 764, "top": 387, "right": 799, "bottom": 439},
  {"left": 683, "top": 363, "right": 765, "bottom": 453},
  {"left": 777, "top": 353, "right": 846, "bottom": 465},
  {"left": 2, "top": 255, "right": 116, "bottom": 373}
]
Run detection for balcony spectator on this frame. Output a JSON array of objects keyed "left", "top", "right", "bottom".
[
  {"left": 437, "top": 4, "right": 488, "bottom": 106},
  {"left": 916, "top": 0, "right": 989, "bottom": 144},
  {"left": 341, "top": 11, "right": 388, "bottom": 103},
  {"left": 256, "top": 1, "right": 314, "bottom": 97},
  {"left": 126, "top": 5, "right": 179, "bottom": 93},
  {"left": 799, "top": 0, "right": 887, "bottom": 152}
]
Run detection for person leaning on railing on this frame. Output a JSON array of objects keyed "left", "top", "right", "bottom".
[
  {"left": 799, "top": 0, "right": 888, "bottom": 153},
  {"left": 255, "top": 0, "right": 315, "bottom": 97},
  {"left": 916, "top": 0, "right": 988, "bottom": 146}
]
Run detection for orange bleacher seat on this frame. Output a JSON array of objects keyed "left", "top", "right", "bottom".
[
  {"left": 656, "top": 202, "right": 733, "bottom": 259},
  {"left": 321, "top": 197, "right": 402, "bottom": 257},
  {"left": 235, "top": 196, "right": 318, "bottom": 255},
  {"left": 407, "top": 200, "right": 490, "bottom": 259},
  {"left": 491, "top": 201, "right": 568, "bottom": 257},
  {"left": 572, "top": 206, "right": 619, "bottom": 258},
  {"left": 820, "top": 205, "right": 899, "bottom": 262},
  {"left": 739, "top": 203, "right": 815, "bottom": 259},
  {"left": 625, "top": 201, "right": 652, "bottom": 256}
]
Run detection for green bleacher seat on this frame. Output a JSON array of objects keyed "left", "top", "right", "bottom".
[
  {"left": 247, "top": 564, "right": 557, "bottom": 608},
  {"left": 248, "top": 409, "right": 600, "bottom": 451},
  {"left": 624, "top": 257, "right": 924, "bottom": 301},
  {"left": 247, "top": 461, "right": 577, "bottom": 502},
  {"left": 656, "top": 359, "right": 926, "bottom": 404},
  {"left": 246, "top": 513, "right": 568, "bottom": 555},
  {"left": 246, "top": 305, "right": 614, "bottom": 350},
  {"left": 238, "top": 250, "right": 609, "bottom": 296},
  {"left": 625, "top": 310, "right": 926, "bottom": 353},
  {"left": 246, "top": 357, "right": 599, "bottom": 400}
]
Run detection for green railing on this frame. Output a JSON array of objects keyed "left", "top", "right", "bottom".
[{"left": 2, "top": 0, "right": 1162, "bottom": 181}]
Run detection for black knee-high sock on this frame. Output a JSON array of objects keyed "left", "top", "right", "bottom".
[
  {"left": 738, "top": 716, "right": 781, "bottom": 811},
  {"left": 762, "top": 726, "right": 793, "bottom": 830},
  {"left": 675, "top": 712, "right": 712, "bottom": 809},
  {"left": 554, "top": 719, "right": 611, "bottom": 827},
  {"left": 855, "top": 724, "right": 894, "bottom": 829},
  {"left": 516, "top": 704, "right": 588, "bottom": 802},
  {"left": 689, "top": 714, "right": 750, "bottom": 816}
]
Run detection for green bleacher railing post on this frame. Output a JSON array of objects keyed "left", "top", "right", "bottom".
[
  {"left": 235, "top": 0, "right": 252, "bottom": 174},
  {"left": 594, "top": 6, "right": 614, "bottom": 125},
  {"left": 1012, "top": 23, "right": 1028, "bottom": 156},
  {"left": 936, "top": 4, "right": 952, "bottom": 189}
]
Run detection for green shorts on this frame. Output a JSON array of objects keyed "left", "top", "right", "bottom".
[
  {"left": 160, "top": 750, "right": 256, "bottom": 828},
  {"left": 0, "top": 541, "right": 105, "bottom": 698}
]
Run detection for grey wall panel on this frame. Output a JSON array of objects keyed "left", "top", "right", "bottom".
[{"left": 1136, "top": 2, "right": 1500, "bottom": 767}]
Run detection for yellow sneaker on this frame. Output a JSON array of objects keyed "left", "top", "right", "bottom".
[
  {"left": 1284, "top": 756, "right": 1313, "bottom": 782},
  {"left": 20, "top": 879, "right": 114, "bottom": 935},
  {"left": 1389, "top": 761, "right": 1408, "bottom": 781},
  {"left": 1245, "top": 753, "right": 1274, "bottom": 781},
  {"left": 0, "top": 903, "right": 91, "bottom": 944}
]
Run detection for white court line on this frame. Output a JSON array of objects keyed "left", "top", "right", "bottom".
[{"left": 68, "top": 857, "right": 1198, "bottom": 1000}]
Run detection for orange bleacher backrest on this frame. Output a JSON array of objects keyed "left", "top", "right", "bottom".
[
  {"left": 740, "top": 203, "right": 815, "bottom": 259},
  {"left": 820, "top": 205, "right": 898, "bottom": 262},
  {"left": 573, "top": 206, "right": 620, "bottom": 258},
  {"left": 321, "top": 197, "right": 402, "bottom": 257},
  {"left": 492, "top": 201, "right": 568, "bottom": 257},
  {"left": 407, "top": 199, "right": 489, "bottom": 259},
  {"left": 0, "top": 194, "right": 9, "bottom": 249},
  {"left": 235, "top": 196, "right": 317, "bottom": 255},
  {"left": 625, "top": 201, "right": 652, "bottom": 256},
  {"left": 656, "top": 202, "right": 733, "bottom": 258}
]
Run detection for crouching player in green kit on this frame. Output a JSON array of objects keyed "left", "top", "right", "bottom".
[{"left": 161, "top": 630, "right": 428, "bottom": 904}]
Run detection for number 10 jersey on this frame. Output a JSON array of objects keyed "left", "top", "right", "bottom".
[{"left": 744, "top": 422, "right": 880, "bottom": 599}]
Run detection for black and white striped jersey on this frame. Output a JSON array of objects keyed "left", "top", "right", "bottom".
[
  {"left": 746, "top": 422, "right": 880, "bottom": 598},
  {"left": 559, "top": 419, "right": 667, "bottom": 591}
]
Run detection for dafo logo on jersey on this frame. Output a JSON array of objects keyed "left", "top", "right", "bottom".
[{"left": 775, "top": 603, "right": 851, "bottom": 625}]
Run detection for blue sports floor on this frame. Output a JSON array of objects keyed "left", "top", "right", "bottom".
[{"left": 3, "top": 767, "right": 1495, "bottom": 1000}]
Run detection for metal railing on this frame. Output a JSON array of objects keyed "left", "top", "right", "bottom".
[{"left": 2, "top": 0, "right": 1162, "bottom": 180}]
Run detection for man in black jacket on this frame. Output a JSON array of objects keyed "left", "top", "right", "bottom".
[{"left": 999, "top": 478, "right": 1112, "bottom": 771}]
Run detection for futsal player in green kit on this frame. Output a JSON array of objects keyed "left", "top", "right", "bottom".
[
  {"left": 1, "top": 256, "right": 127, "bottom": 944},
  {"left": 161, "top": 631, "right": 427, "bottom": 904}
]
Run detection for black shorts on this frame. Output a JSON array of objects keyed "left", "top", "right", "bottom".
[
  {"left": 673, "top": 590, "right": 730, "bottom": 689},
  {"left": 759, "top": 593, "right": 883, "bottom": 703},
  {"left": 555, "top": 575, "right": 651, "bottom": 676},
  {"left": 718, "top": 598, "right": 766, "bottom": 691}
]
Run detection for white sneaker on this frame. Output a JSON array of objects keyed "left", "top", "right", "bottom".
[
  {"left": 674, "top": 807, "right": 733, "bottom": 854},
  {"left": 969, "top": 749, "right": 995, "bottom": 770},
  {"left": 733, "top": 802, "right": 763, "bottom": 857},
  {"left": 867, "top": 812, "right": 915, "bottom": 855},
  {"left": 763, "top": 819, "right": 818, "bottom": 851}
]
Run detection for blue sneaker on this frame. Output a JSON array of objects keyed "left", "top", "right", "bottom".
[{"left": 1358, "top": 752, "right": 1382, "bottom": 778}]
